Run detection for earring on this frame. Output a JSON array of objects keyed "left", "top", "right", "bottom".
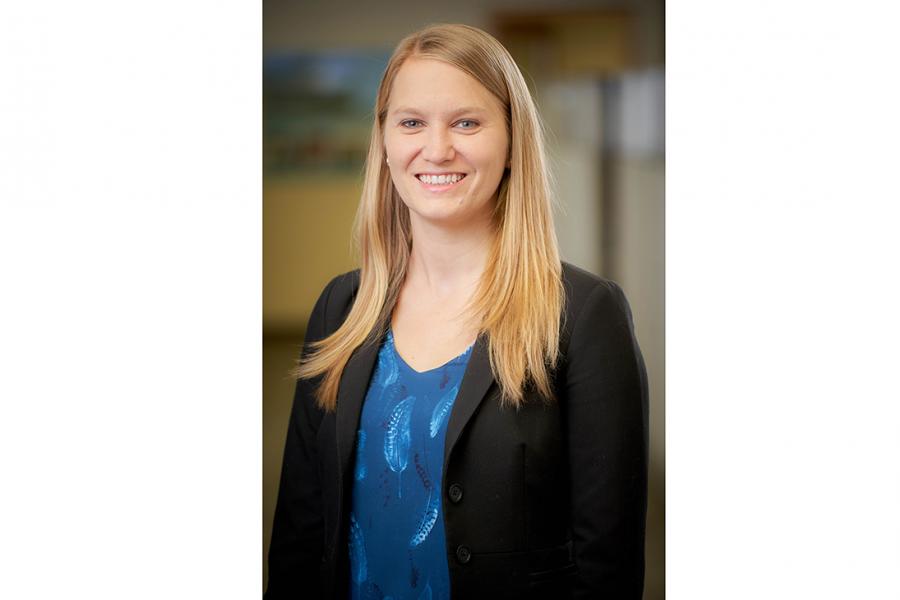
[{"left": 386, "top": 157, "right": 390, "bottom": 165}]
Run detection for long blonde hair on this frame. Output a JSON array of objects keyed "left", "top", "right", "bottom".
[{"left": 292, "top": 23, "right": 564, "bottom": 412}]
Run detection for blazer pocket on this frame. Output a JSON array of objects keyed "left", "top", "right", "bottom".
[{"left": 528, "top": 561, "right": 579, "bottom": 583}]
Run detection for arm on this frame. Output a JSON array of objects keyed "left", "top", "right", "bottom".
[
  {"left": 265, "top": 276, "right": 338, "bottom": 599},
  {"left": 565, "top": 281, "right": 649, "bottom": 599}
]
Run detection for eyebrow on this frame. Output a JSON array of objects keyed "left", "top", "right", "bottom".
[{"left": 389, "top": 106, "right": 488, "bottom": 117}]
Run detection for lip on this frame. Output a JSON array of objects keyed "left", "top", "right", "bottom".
[{"left": 415, "top": 173, "right": 468, "bottom": 193}]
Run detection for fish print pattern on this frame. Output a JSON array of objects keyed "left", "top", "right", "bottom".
[{"left": 384, "top": 395, "right": 414, "bottom": 497}]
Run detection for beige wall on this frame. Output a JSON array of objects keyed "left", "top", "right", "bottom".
[{"left": 263, "top": 175, "right": 361, "bottom": 331}]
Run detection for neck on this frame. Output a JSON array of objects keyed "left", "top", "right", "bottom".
[{"left": 405, "top": 215, "right": 494, "bottom": 300}]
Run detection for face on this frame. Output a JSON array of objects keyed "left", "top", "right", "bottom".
[{"left": 383, "top": 58, "right": 510, "bottom": 229}]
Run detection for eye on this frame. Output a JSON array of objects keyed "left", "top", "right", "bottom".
[
  {"left": 399, "top": 119, "right": 422, "bottom": 128},
  {"left": 456, "top": 119, "right": 479, "bottom": 129}
]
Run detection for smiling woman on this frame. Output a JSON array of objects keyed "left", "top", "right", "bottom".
[
  {"left": 266, "top": 23, "right": 649, "bottom": 600},
  {"left": 384, "top": 57, "right": 509, "bottom": 221}
]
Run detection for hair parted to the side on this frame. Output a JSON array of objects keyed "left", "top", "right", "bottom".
[{"left": 290, "top": 23, "right": 565, "bottom": 413}]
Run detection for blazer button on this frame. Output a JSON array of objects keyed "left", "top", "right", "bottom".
[
  {"left": 455, "top": 545, "right": 472, "bottom": 564},
  {"left": 448, "top": 483, "right": 463, "bottom": 503}
]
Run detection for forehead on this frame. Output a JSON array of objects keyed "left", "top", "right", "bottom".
[{"left": 388, "top": 58, "right": 503, "bottom": 117}]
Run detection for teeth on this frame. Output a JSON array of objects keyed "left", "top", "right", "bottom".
[{"left": 418, "top": 173, "right": 464, "bottom": 185}]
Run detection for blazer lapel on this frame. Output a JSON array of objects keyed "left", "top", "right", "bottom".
[
  {"left": 335, "top": 331, "right": 496, "bottom": 503},
  {"left": 335, "top": 336, "right": 380, "bottom": 491},
  {"left": 442, "top": 333, "right": 495, "bottom": 475}
]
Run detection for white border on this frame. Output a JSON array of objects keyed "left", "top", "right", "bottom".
[
  {"left": 669, "top": 1, "right": 900, "bottom": 598},
  {"left": 1, "top": 1, "right": 261, "bottom": 597}
]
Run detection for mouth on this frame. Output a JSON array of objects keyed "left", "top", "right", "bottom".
[{"left": 415, "top": 173, "right": 468, "bottom": 192}]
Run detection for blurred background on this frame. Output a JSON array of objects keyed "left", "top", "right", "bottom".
[{"left": 263, "top": 0, "right": 664, "bottom": 596}]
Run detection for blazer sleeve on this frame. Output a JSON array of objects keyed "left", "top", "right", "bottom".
[
  {"left": 265, "top": 276, "right": 338, "bottom": 599},
  {"left": 564, "top": 281, "right": 649, "bottom": 599}
]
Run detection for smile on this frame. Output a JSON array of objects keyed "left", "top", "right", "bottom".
[{"left": 415, "top": 173, "right": 467, "bottom": 192}]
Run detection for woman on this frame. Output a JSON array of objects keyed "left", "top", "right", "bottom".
[{"left": 266, "top": 23, "right": 648, "bottom": 600}]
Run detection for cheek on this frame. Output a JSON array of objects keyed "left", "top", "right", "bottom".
[
  {"left": 470, "top": 136, "right": 508, "bottom": 171},
  {"left": 469, "top": 151, "right": 506, "bottom": 179},
  {"left": 386, "top": 135, "right": 415, "bottom": 160}
]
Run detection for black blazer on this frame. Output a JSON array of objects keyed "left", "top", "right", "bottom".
[{"left": 266, "top": 261, "right": 649, "bottom": 599}]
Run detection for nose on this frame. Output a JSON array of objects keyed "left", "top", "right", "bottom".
[{"left": 421, "top": 127, "right": 455, "bottom": 163}]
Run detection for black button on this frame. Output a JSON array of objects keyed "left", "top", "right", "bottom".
[
  {"left": 456, "top": 545, "right": 472, "bottom": 564},
  {"left": 448, "top": 483, "right": 463, "bottom": 503}
]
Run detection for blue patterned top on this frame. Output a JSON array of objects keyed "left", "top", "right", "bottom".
[{"left": 348, "top": 329, "right": 474, "bottom": 600}]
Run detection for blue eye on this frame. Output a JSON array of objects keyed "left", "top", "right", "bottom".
[{"left": 399, "top": 119, "right": 479, "bottom": 129}]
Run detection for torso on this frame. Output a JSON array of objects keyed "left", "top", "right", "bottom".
[{"left": 390, "top": 277, "right": 481, "bottom": 373}]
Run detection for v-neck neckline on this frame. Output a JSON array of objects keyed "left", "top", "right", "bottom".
[{"left": 387, "top": 328, "right": 475, "bottom": 375}]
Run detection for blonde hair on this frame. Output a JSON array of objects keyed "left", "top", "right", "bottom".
[{"left": 292, "top": 23, "right": 564, "bottom": 412}]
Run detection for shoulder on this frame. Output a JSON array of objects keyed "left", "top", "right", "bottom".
[
  {"left": 561, "top": 261, "right": 631, "bottom": 321},
  {"left": 562, "top": 261, "right": 614, "bottom": 297},
  {"left": 308, "top": 269, "right": 361, "bottom": 337},
  {"left": 323, "top": 269, "right": 361, "bottom": 307},
  {"left": 560, "top": 261, "right": 636, "bottom": 354}
]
